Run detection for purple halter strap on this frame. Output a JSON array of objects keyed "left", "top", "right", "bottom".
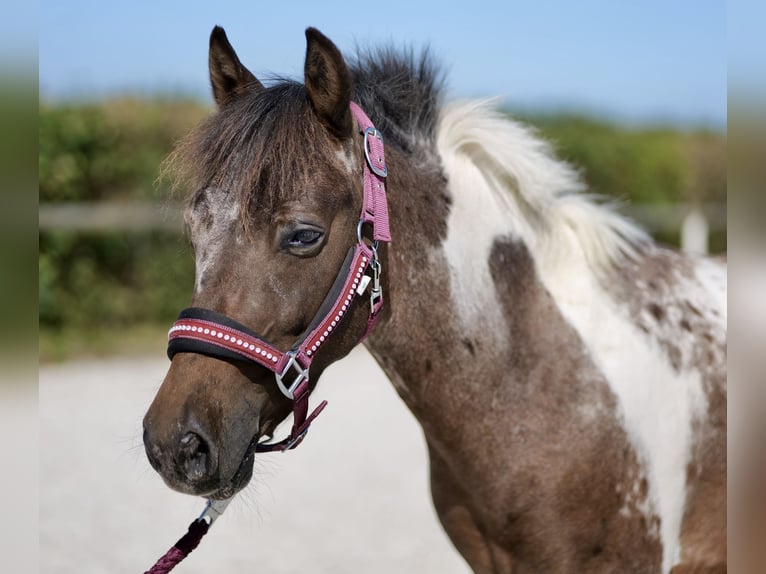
[{"left": 167, "top": 102, "right": 390, "bottom": 452}]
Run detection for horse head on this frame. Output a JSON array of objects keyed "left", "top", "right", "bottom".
[{"left": 143, "top": 27, "right": 380, "bottom": 499}]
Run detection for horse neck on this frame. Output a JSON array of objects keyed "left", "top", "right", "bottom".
[
  {"left": 358, "top": 100, "right": 653, "bottom": 424},
  {"left": 362, "top": 141, "right": 592, "bottom": 427}
]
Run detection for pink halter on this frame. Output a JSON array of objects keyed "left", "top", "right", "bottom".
[{"left": 167, "top": 102, "right": 390, "bottom": 452}]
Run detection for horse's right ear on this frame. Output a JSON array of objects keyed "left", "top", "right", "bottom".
[{"left": 209, "top": 26, "right": 263, "bottom": 107}]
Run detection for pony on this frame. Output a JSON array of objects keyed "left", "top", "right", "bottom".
[{"left": 143, "top": 26, "right": 726, "bottom": 573}]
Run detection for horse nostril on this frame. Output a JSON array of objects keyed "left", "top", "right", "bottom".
[{"left": 178, "top": 432, "right": 214, "bottom": 483}]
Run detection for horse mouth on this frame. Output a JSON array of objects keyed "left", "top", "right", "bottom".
[{"left": 208, "top": 434, "right": 260, "bottom": 500}]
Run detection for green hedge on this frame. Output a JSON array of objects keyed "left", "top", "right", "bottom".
[
  {"left": 39, "top": 230, "right": 195, "bottom": 329},
  {"left": 39, "top": 99, "right": 207, "bottom": 334},
  {"left": 39, "top": 99, "right": 726, "bottom": 335},
  {"left": 40, "top": 98, "right": 208, "bottom": 201},
  {"left": 518, "top": 112, "right": 726, "bottom": 206}
]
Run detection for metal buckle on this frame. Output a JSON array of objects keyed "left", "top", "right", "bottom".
[
  {"left": 369, "top": 243, "right": 383, "bottom": 314},
  {"left": 282, "top": 427, "right": 310, "bottom": 451},
  {"left": 197, "top": 497, "right": 232, "bottom": 526},
  {"left": 274, "top": 351, "right": 309, "bottom": 400},
  {"left": 354, "top": 230, "right": 383, "bottom": 310},
  {"left": 363, "top": 127, "right": 388, "bottom": 178}
]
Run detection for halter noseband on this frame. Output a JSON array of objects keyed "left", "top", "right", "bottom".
[{"left": 166, "top": 102, "right": 390, "bottom": 452}]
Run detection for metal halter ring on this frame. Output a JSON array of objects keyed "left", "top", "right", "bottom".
[{"left": 357, "top": 219, "right": 380, "bottom": 252}]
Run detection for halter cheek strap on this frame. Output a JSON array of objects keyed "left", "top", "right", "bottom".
[
  {"left": 351, "top": 101, "right": 391, "bottom": 243},
  {"left": 166, "top": 102, "right": 390, "bottom": 452}
]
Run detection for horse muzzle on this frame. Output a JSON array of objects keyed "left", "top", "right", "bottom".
[{"left": 142, "top": 354, "right": 274, "bottom": 497}]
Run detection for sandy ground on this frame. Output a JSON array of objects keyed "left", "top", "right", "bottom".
[{"left": 40, "top": 347, "right": 471, "bottom": 574}]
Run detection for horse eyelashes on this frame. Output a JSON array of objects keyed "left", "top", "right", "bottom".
[
  {"left": 280, "top": 226, "right": 325, "bottom": 253},
  {"left": 290, "top": 229, "right": 322, "bottom": 246}
]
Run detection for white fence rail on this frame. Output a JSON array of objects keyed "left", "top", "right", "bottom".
[
  {"left": 39, "top": 201, "right": 726, "bottom": 254},
  {"left": 39, "top": 201, "right": 183, "bottom": 232}
]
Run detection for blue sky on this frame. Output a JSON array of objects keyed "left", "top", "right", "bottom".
[{"left": 39, "top": 1, "right": 726, "bottom": 128}]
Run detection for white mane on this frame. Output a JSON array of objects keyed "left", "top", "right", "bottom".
[{"left": 436, "top": 100, "right": 648, "bottom": 273}]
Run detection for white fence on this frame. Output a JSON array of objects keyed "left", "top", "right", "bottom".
[{"left": 39, "top": 201, "right": 726, "bottom": 255}]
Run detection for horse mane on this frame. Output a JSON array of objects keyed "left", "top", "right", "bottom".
[
  {"left": 436, "top": 99, "right": 649, "bottom": 273},
  {"left": 350, "top": 46, "right": 445, "bottom": 156}
]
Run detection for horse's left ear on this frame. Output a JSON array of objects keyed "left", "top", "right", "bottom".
[
  {"left": 304, "top": 28, "right": 353, "bottom": 139},
  {"left": 209, "top": 26, "right": 263, "bottom": 107}
]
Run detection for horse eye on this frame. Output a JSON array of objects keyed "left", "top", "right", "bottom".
[{"left": 287, "top": 228, "right": 323, "bottom": 247}]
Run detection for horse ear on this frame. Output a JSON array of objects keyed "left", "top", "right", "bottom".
[
  {"left": 209, "top": 26, "right": 263, "bottom": 107},
  {"left": 304, "top": 28, "right": 353, "bottom": 138}
]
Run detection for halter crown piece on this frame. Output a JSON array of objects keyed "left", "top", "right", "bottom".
[{"left": 166, "top": 102, "right": 390, "bottom": 452}]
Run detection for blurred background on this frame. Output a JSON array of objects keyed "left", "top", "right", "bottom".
[
  {"left": 25, "top": 0, "right": 766, "bottom": 572},
  {"left": 38, "top": 1, "right": 728, "bottom": 360}
]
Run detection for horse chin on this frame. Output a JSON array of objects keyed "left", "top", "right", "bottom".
[
  {"left": 209, "top": 452, "right": 255, "bottom": 500},
  {"left": 159, "top": 458, "right": 253, "bottom": 499}
]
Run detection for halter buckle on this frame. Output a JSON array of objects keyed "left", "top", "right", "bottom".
[
  {"left": 274, "top": 351, "right": 309, "bottom": 400},
  {"left": 282, "top": 427, "right": 310, "bottom": 451},
  {"left": 363, "top": 127, "right": 388, "bottom": 178}
]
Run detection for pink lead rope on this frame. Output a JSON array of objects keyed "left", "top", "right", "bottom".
[
  {"left": 144, "top": 520, "right": 208, "bottom": 574},
  {"left": 145, "top": 499, "right": 230, "bottom": 574}
]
